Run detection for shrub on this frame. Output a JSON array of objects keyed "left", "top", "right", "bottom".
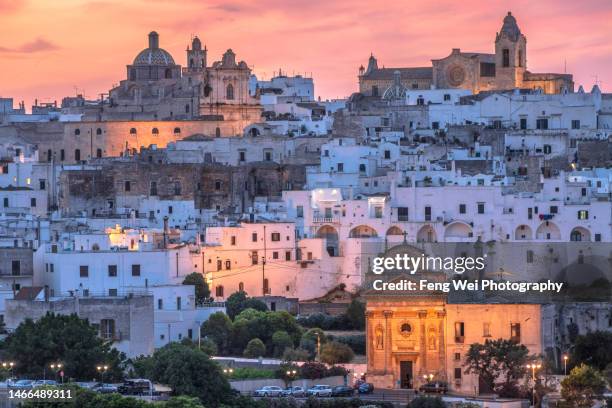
[
  {"left": 320, "top": 341, "right": 355, "bottom": 364},
  {"left": 243, "top": 338, "right": 266, "bottom": 358},
  {"left": 282, "top": 347, "right": 312, "bottom": 362},
  {"left": 408, "top": 396, "right": 446, "bottom": 408},
  {"left": 272, "top": 330, "right": 294, "bottom": 357},
  {"left": 229, "top": 367, "right": 276, "bottom": 380},
  {"left": 330, "top": 334, "right": 365, "bottom": 355},
  {"left": 199, "top": 338, "right": 218, "bottom": 356},
  {"left": 299, "top": 361, "right": 329, "bottom": 379}
]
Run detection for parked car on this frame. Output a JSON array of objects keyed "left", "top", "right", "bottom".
[
  {"left": 253, "top": 386, "right": 283, "bottom": 397},
  {"left": 281, "top": 386, "right": 306, "bottom": 397},
  {"left": 33, "top": 380, "right": 58, "bottom": 388},
  {"left": 418, "top": 381, "right": 448, "bottom": 394},
  {"left": 307, "top": 384, "right": 333, "bottom": 397},
  {"left": 92, "top": 383, "right": 119, "bottom": 394},
  {"left": 357, "top": 382, "right": 374, "bottom": 394},
  {"left": 331, "top": 385, "right": 354, "bottom": 397},
  {"left": 9, "top": 380, "right": 34, "bottom": 389},
  {"left": 118, "top": 379, "right": 154, "bottom": 396}
]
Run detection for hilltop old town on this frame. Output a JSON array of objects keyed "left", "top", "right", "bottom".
[{"left": 0, "top": 11, "right": 610, "bottom": 408}]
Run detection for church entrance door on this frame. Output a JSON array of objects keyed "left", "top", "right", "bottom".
[{"left": 399, "top": 361, "right": 413, "bottom": 389}]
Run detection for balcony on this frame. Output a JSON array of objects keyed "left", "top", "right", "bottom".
[{"left": 312, "top": 216, "right": 340, "bottom": 224}]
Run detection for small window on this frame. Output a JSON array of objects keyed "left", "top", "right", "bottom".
[
  {"left": 510, "top": 323, "right": 521, "bottom": 343},
  {"left": 100, "top": 319, "right": 115, "bottom": 340},
  {"left": 238, "top": 282, "right": 244, "bottom": 292},
  {"left": 176, "top": 297, "right": 182, "bottom": 310},
  {"left": 459, "top": 204, "right": 466, "bottom": 214},
  {"left": 96, "top": 128, "right": 102, "bottom": 135},
  {"left": 502, "top": 49, "right": 510, "bottom": 67},
  {"left": 158, "top": 299, "right": 163, "bottom": 310},
  {"left": 79, "top": 265, "right": 89, "bottom": 278},
  {"left": 215, "top": 180, "right": 222, "bottom": 191},
  {"left": 272, "top": 251, "right": 279, "bottom": 259},
  {"left": 96, "top": 148, "right": 102, "bottom": 158},
  {"left": 454, "top": 367, "right": 462, "bottom": 380},
  {"left": 527, "top": 250, "right": 534, "bottom": 263},
  {"left": 216, "top": 286, "right": 224, "bottom": 297},
  {"left": 443, "top": 94, "right": 451, "bottom": 101},
  {"left": 251, "top": 251, "right": 258, "bottom": 265},
  {"left": 174, "top": 127, "right": 181, "bottom": 134},
  {"left": 477, "top": 203, "right": 485, "bottom": 214},
  {"left": 216, "top": 260, "right": 222, "bottom": 271},
  {"left": 108, "top": 265, "right": 117, "bottom": 277},
  {"left": 130, "top": 128, "right": 137, "bottom": 135},
  {"left": 483, "top": 322, "right": 491, "bottom": 337},
  {"left": 337, "top": 163, "right": 344, "bottom": 172},
  {"left": 571, "top": 120, "right": 580, "bottom": 129},
  {"left": 131, "top": 264, "right": 141, "bottom": 276},
  {"left": 150, "top": 181, "right": 157, "bottom": 196},
  {"left": 252, "top": 233, "right": 258, "bottom": 242},
  {"left": 401, "top": 323, "right": 412, "bottom": 334},
  {"left": 30, "top": 198, "right": 36, "bottom": 207},
  {"left": 226, "top": 84, "right": 234, "bottom": 100},
  {"left": 285, "top": 251, "right": 291, "bottom": 261},
  {"left": 225, "top": 260, "right": 231, "bottom": 270},
  {"left": 11, "top": 261, "right": 20, "bottom": 276},
  {"left": 152, "top": 128, "right": 159, "bottom": 135},
  {"left": 577, "top": 210, "right": 589, "bottom": 220},
  {"left": 74, "top": 129, "right": 81, "bottom": 136},
  {"left": 74, "top": 149, "right": 81, "bottom": 161},
  {"left": 108, "top": 289, "right": 117, "bottom": 297},
  {"left": 124, "top": 181, "right": 131, "bottom": 192},
  {"left": 271, "top": 232, "right": 280, "bottom": 241},
  {"left": 296, "top": 205, "right": 304, "bottom": 218},
  {"left": 454, "top": 322, "right": 465, "bottom": 343},
  {"left": 231, "top": 236, "right": 236, "bottom": 245},
  {"left": 520, "top": 118, "right": 527, "bottom": 129}
]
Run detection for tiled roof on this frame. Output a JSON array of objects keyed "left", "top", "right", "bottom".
[{"left": 362, "top": 67, "right": 433, "bottom": 80}]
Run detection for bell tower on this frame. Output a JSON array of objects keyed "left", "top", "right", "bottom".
[
  {"left": 495, "top": 12, "right": 527, "bottom": 89},
  {"left": 186, "top": 36, "right": 206, "bottom": 72}
]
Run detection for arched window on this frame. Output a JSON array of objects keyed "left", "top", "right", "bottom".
[
  {"left": 74, "top": 129, "right": 80, "bottom": 136},
  {"left": 215, "top": 180, "right": 222, "bottom": 191},
  {"left": 215, "top": 127, "right": 221, "bottom": 137},
  {"left": 174, "top": 127, "right": 181, "bottom": 134},
  {"left": 152, "top": 128, "right": 159, "bottom": 135},
  {"left": 96, "top": 148, "right": 102, "bottom": 158},
  {"left": 238, "top": 282, "right": 244, "bottom": 292},
  {"left": 226, "top": 84, "right": 234, "bottom": 100},
  {"left": 130, "top": 128, "right": 137, "bottom": 135},
  {"left": 164, "top": 68, "right": 172, "bottom": 79},
  {"left": 401, "top": 323, "right": 412, "bottom": 334},
  {"left": 189, "top": 58, "right": 194, "bottom": 68},
  {"left": 185, "top": 104, "right": 190, "bottom": 114},
  {"left": 96, "top": 128, "right": 102, "bottom": 135}
]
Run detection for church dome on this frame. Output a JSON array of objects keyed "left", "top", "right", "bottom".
[{"left": 133, "top": 31, "right": 175, "bottom": 66}]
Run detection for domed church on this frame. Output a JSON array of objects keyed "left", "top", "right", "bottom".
[{"left": 127, "top": 32, "right": 181, "bottom": 81}]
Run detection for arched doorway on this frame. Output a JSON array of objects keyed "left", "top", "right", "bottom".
[
  {"left": 536, "top": 221, "right": 561, "bottom": 240},
  {"left": 349, "top": 225, "right": 378, "bottom": 238},
  {"left": 570, "top": 227, "right": 591, "bottom": 242},
  {"left": 514, "top": 225, "right": 533, "bottom": 240},
  {"left": 416, "top": 225, "right": 436, "bottom": 243},
  {"left": 317, "top": 225, "right": 339, "bottom": 256},
  {"left": 444, "top": 222, "right": 473, "bottom": 241}
]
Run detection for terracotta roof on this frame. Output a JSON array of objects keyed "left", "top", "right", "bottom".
[
  {"left": 361, "top": 67, "right": 433, "bottom": 80},
  {"left": 14, "top": 286, "right": 44, "bottom": 300}
]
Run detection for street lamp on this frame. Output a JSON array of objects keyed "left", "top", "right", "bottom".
[
  {"left": 1, "top": 362, "right": 15, "bottom": 380},
  {"left": 562, "top": 354, "right": 568, "bottom": 376},
  {"left": 222, "top": 368, "right": 234, "bottom": 375},
  {"left": 97, "top": 365, "right": 109, "bottom": 383},
  {"left": 526, "top": 363, "right": 542, "bottom": 407},
  {"left": 50, "top": 363, "right": 63, "bottom": 384}
]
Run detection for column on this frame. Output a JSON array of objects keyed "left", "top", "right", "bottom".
[
  {"left": 383, "top": 310, "right": 393, "bottom": 374},
  {"left": 418, "top": 310, "right": 427, "bottom": 374},
  {"left": 437, "top": 310, "right": 446, "bottom": 379}
]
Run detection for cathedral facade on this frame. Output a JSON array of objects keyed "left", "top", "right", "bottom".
[{"left": 359, "top": 12, "right": 573, "bottom": 98}]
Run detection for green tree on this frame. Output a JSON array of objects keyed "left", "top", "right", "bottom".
[
  {"left": 243, "top": 338, "right": 266, "bottom": 358},
  {"left": 271, "top": 331, "right": 294, "bottom": 357},
  {"left": 134, "top": 342, "right": 233, "bottom": 407},
  {"left": 201, "top": 312, "right": 233, "bottom": 354},
  {"left": 182, "top": 273, "right": 210, "bottom": 305},
  {"left": 345, "top": 299, "right": 365, "bottom": 330},
  {"left": 319, "top": 341, "right": 355, "bottom": 364},
  {"left": 225, "top": 291, "right": 267, "bottom": 320},
  {"left": 560, "top": 364, "right": 607, "bottom": 408},
  {"left": 0, "top": 313, "right": 124, "bottom": 381},
  {"left": 199, "top": 337, "right": 218, "bottom": 356},
  {"left": 463, "top": 339, "right": 534, "bottom": 397},
  {"left": 572, "top": 331, "right": 612, "bottom": 370}
]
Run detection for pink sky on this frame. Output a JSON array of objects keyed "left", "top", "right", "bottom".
[{"left": 1, "top": 0, "right": 611, "bottom": 109}]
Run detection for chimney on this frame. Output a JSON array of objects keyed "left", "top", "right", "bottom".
[{"left": 163, "top": 216, "right": 169, "bottom": 248}]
